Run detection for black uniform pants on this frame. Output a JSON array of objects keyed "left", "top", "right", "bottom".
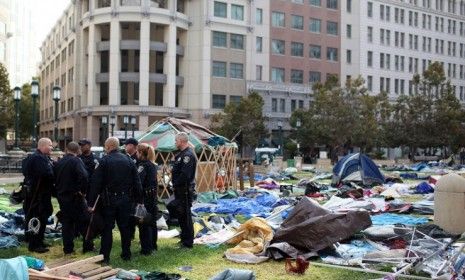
[
  {"left": 25, "top": 215, "right": 47, "bottom": 250},
  {"left": 138, "top": 191, "right": 158, "bottom": 253},
  {"left": 24, "top": 195, "right": 52, "bottom": 250},
  {"left": 58, "top": 197, "right": 93, "bottom": 254},
  {"left": 173, "top": 188, "right": 193, "bottom": 247},
  {"left": 100, "top": 194, "right": 132, "bottom": 261}
]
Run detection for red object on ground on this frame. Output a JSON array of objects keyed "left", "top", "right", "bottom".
[{"left": 285, "top": 256, "right": 310, "bottom": 275}]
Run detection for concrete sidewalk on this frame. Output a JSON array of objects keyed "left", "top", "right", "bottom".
[{"left": 0, "top": 175, "right": 23, "bottom": 184}]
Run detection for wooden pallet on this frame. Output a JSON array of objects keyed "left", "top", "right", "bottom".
[{"left": 29, "top": 255, "right": 120, "bottom": 280}]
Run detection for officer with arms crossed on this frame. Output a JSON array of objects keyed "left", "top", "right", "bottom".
[
  {"left": 171, "top": 132, "right": 197, "bottom": 249},
  {"left": 89, "top": 137, "right": 143, "bottom": 263}
]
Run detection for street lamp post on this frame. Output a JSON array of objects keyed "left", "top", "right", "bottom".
[
  {"left": 31, "top": 80, "right": 39, "bottom": 149},
  {"left": 109, "top": 115, "right": 116, "bottom": 136},
  {"left": 101, "top": 116, "right": 108, "bottom": 144},
  {"left": 13, "top": 87, "right": 21, "bottom": 150},
  {"left": 277, "top": 121, "right": 283, "bottom": 156},
  {"left": 130, "top": 116, "right": 136, "bottom": 138},
  {"left": 52, "top": 86, "right": 61, "bottom": 150},
  {"left": 123, "top": 115, "right": 129, "bottom": 140},
  {"left": 296, "top": 119, "right": 301, "bottom": 156}
]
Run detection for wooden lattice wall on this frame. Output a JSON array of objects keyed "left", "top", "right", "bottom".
[{"left": 154, "top": 146, "right": 237, "bottom": 198}]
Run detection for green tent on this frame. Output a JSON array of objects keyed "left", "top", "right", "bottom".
[{"left": 137, "top": 117, "right": 236, "bottom": 153}]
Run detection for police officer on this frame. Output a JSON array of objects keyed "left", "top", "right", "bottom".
[
  {"left": 125, "top": 138, "right": 139, "bottom": 240},
  {"left": 136, "top": 143, "right": 158, "bottom": 255},
  {"left": 78, "top": 139, "right": 98, "bottom": 193},
  {"left": 54, "top": 142, "right": 93, "bottom": 254},
  {"left": 89, "top": 137, "right": 142, "bottom": 263},
  {"left": 125, "top": 138, "right": 138, "bottom": 164},
  {"left": 171, "top": 132, "right": 197, "bottom": 249},
  {"left": 22, "top": 138, "right": 54, "bottom": 253}
]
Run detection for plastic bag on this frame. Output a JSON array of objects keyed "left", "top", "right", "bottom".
[{"left": 134, "top": 204, "right": 148, "bottom": 219}]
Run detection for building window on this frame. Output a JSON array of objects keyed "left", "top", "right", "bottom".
[
  {"left": 309, "top": 18, "right": 321, "bottom": 33},
  {"left": 212, "top": 31, "right": 227, "bottom": 47},
  {"left": 256, "top": 65, "right": 262, "bottom": 80},
  {"left": 272, "top": 11, "right": 285, "bottom": 27},
  {"left": 347, "top": 24, "right": 352, "bottom": 38},
  {"left": 327, "top": 0, "right": 338, "bottom": 9},
  {"left": 309, "top": 71, "right": 321, "bottom": 83},
  {"left": 212, "top": 61, "right": 227, "bottom": 77},
  {"left": 327, "top": 21, "right": 338, "bottom": 35},
  {"left": 231, "top": 4, "right": 244, "bottom": 20},
  {"left": 327, "top": 47, "right": 338, "bottom": 61},
  {"left": 230, "top": 63, "right": 243, "bottom": 79},
  {"left": 291, "top": 15, "right": 304, "bottom": 30},
  {"left": 271, "top": 39, "right": 285, "bottom": 55},
  {"left": 230, "top": 95, "right": 242, "bottom": 105},
  {"left": 367, "top": 75, "right": 373, "bottom": 90},
  {"left": 279, "top": 99, "right": 286, "bottom": 112},
  {"left": 256, "top": 37, "right": 263, "bottom": 52},
  {"left": 291, "top": 69, "right": 304, "bottom": 84},
  {"left": 271, "top": 68, "right": 285, "bottom": 83},
  {"left": 367, "top": 26, "right": 373, "bottom": 42},
  {"left": 272, "top": 98, "right": 278, "bottom": 112},
  {"left": 230, "top": 33, "right": 244, "bottom": 49},
  {"left": 212, "top": 94, "right": 226, "bottom": 109},
  {"left": 256, "top": 8, "right": 263, "bottom": 24},
  {"left": 291, "top": 42, "right": 304, "bottom": 57},
  {"left": 367, "top": 2, "right": 373, "bottom": 17},
  {"left": 310, "top": 0, "right": 321, "bottom": 6},
  {"left": 214, "top": 1, "right": 227, "bottom": 18},
  {"left": 347, "top": 0, "right": 352, "bottom": 12},
  {"left": 309, "top": 44, "right": 321, "bottom": 58},
  {"left": 346, "top": 49, "right": 352, "bottom": 63},
  {"left": 291, "top": 100, "right": 297, "bottom": 112},
  {"left": 367, "top": 51, "right": 373, "bottom": 67}
]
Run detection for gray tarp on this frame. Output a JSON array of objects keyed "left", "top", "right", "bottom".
[{"left": 268, "top": 197, "right": 372, "bottom": 259}]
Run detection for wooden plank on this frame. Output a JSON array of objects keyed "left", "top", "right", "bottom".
[
  {"left": 29, "top": 269, "right": 69, "bottom": 280},
  {"left": 46, "top": 255, "right": 104, "bottom": 275},
  {"left": 85, "top": 268, "right": 120, "bottom": 280},
  {"left": 80, "top": 266, "right": 112, "bottom": 278},
  {"left": 47, "top": 258, "right": 77, "bottom": 269},
  {"left": 69, "top": 263, "right": 102, "bottom": 276}
]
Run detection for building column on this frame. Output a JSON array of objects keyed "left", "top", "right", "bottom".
[
  {"left": 109, "top": 20, "right": 121, "bottom": 105},
  {"left": 139, "top": 20, "right": 150, "bottom": 106},
  {"left": 87, "top": 25, "right": 101, "bottom": 106},
  {"left": 163, "top": 24, "right": 177, "bottom": 108},
  {"left": 139, "top": 115, "right": 149, "bottom": 131},
  {"left": 85, "top": 116, "right": 98, "bottom": 144}
]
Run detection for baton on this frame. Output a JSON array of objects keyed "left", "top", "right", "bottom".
[{"left": 85, "top": 195, "right": 100, "bottom": 241}]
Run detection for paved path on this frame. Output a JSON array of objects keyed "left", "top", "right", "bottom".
[{"left": 0, "top": 176, "right": 23, "bottom": 184}]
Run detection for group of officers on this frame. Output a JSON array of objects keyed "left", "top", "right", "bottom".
[{"left": 21, "top": 132, "right": 197, "bottom": 263}]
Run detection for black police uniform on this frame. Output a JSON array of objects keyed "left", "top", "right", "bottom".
[
  {"left": 79, "top": 153, "right": 98, "bottom": 192},
  {"left": 54, "top": 154, "right": 91, "bottom": 254},
  {"left": 22, "top": 150, "right": 54, "bottom": 252},
  {"left": 89, "top": 149, "right": 142, "bottom": 262},
  {"left": 137, "top": 160, "right": 158, "bottom": 254},
  {"left": 171, "top": 147, "right": 197, "bottom": 248},
  {"left": 127, "top": 151, "right": 138, "bottom": 240}
]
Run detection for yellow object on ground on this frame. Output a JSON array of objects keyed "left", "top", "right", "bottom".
[{"left": 226, "top": 217, "right": 273, "bottom": 255}]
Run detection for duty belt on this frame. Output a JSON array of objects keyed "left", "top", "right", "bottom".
[{"left": 108, "top": 191, "right": 126, "bottom": 196}]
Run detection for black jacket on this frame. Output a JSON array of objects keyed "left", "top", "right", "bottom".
[
  {"left": 172, "top": 147, "right": 197, "bottom": 188},
  {"left": 54, "top": 154, "right": 88, "bottom": 199},
  {"left": 137, "top": 160, "right": 157, "bottom": 190},
  {"left": 79, "top": 153, "right": 98, "bottom": 179},
  {"left": 89, "top": 149, "right": 142, "bottom": 205}
]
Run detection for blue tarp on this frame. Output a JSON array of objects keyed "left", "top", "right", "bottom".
[
  {"left": 415, "top": 182, "right": 435, "bottom": 194},
  {"left": 0, "top": 257, "right": 28, "bottom": 280},
  {"left": 332, "top": 153, "right": 385, "bottom": 185},
  {"left": 371, "top": 213, "right": 429, "bottom": 226}
]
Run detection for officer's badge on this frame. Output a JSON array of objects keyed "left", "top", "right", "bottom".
[
  {"left": 177, "top": 157, "right": 181, "bottom": 162},
  {"left": 183, "top": 156, "right": 190, "bottom": 164},
  {"left": 94, "top": 160, "right": 99, "bottom": 169},
  {"left": 138, "top": 166, "right": 144, "bottom": 173}
]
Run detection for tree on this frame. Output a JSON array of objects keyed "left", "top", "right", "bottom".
[
  {"left": 210, "top": 91, "right": 268, "bottom": 156},
  {"left": 0, "top": 63, "right": 12, "bottom": 139},
  {"left": 18, "top": 83, "right": 40, "bottom": 140}
]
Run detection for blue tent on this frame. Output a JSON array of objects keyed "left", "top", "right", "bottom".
[{"left": 332, "top": 153, "right": 385, "bottom": 185}]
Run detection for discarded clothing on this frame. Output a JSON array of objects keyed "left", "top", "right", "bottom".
[
  {"left": 370, "top": 213, "right": 428, "bottom": 226},
  {"left": 415, "top": 182, "right": 434, "bottom": 194},
  {"left": 335, "top": 240, "right": 377, "bottom": 259},
  {"left": 412, "top": 200, "right": 434, "bottom": 214},
  {"left": 210, "top": 269, "right": 256, "bottom": 280},
  {"left": 255, "top": 178, "right": 280, "bottom": 190},
  {"left": 142, "top": 271, "right": 182, "bottom": 280},
  {"left": 269, "top": 197, "right": 372, "bottom": 258}
]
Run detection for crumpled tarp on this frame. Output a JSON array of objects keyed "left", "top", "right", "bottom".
[
  {"left": 415, "top": 182, "right": 435, "bottom": 194},
  {"left": 0, "top": 257, "right": 28, "bottom": 280},
  {"left": 0, "top": 236, "right": 19, "bottom": 249},
  {"left": 268, "top": 197, "right": 372, "bottom": 259},
  {"left": 196, "top": 191, "right": 239, "bottom": 204},
  {"left": 224, "top": 217, "right": 273, "bottom": 264},
  {"left": 210, "top": 269, "right": 256, "bottom": 280},
  {"left": 370, "top": 213, "right": 429, "bottom": 226}
]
